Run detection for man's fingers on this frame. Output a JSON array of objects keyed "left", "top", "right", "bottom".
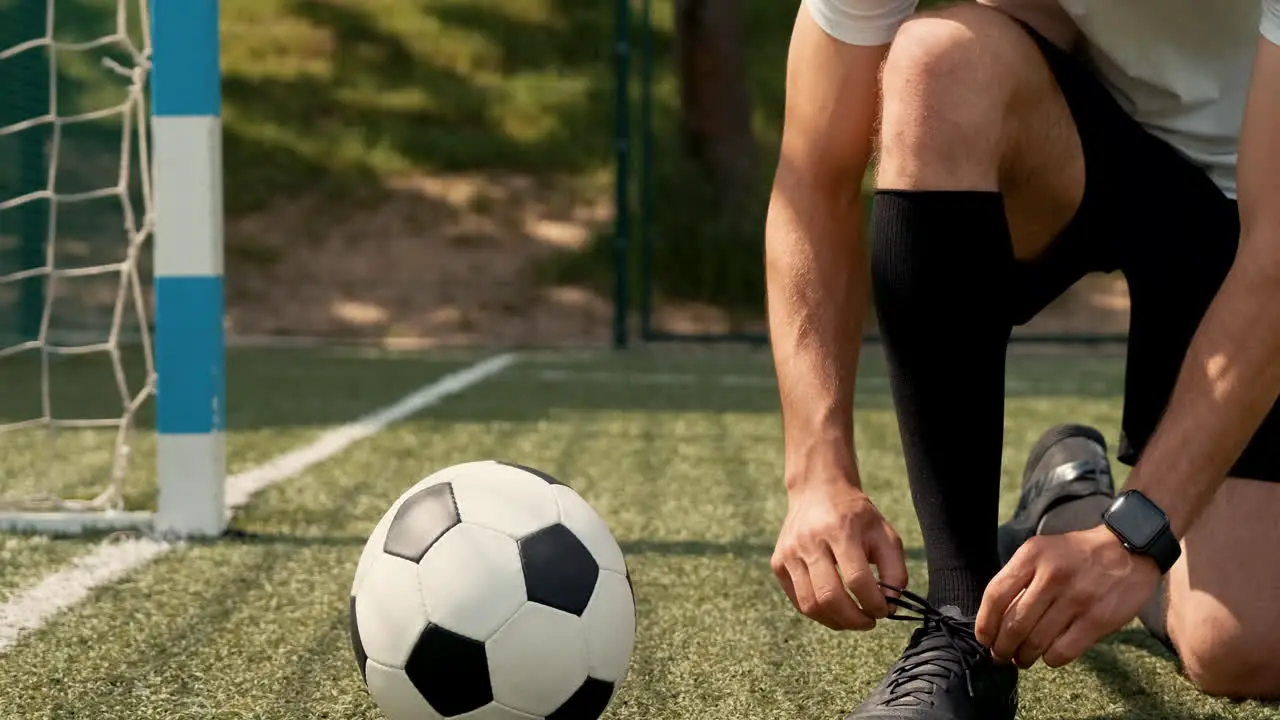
[
  {"left": 867, "top": 525, "right": 909, "bottom": 602},
  {"left": 831, "top": 539, "right": 888, "bottom": 621},
  {"left": 783, "top": 560, "right": 821, "bottom": 623},
  {"left": 808, "top": 551, "right": 876, "bottom": 630},
  {"left": 772, "top": 560, "right": 801, "bottom": 612},
  {"left": 777, "top": 556, "right": 848, "bottom": 631},
  {"left": 1042, "top": 614, "right": 1101, "bottom": 668},
  {"left": 976, "top": 541, "right": 1038, "bottom": 646},
  {"left": 990, "top": 571, "right": 1055, "bottom": 663},
  {"left": 1014, "top": 594, "right": 1080, "bottom": 669}
]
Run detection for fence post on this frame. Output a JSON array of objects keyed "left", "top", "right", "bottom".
[
  {"left": 638, "top": 0, "right": 654, "bottom": 342},
  {"left": 611, "top": 0, "right": 632, "bottom": 349}
]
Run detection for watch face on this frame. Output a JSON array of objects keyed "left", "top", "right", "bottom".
[{"left": 1108, "top": 493, "right": 1166, "bottom": 549}]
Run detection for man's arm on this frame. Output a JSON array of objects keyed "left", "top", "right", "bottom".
[
  {"left": 767, "top": 3, "right": 915, "bottom": 632},
  {"left": 1123, "top": 32, "right": 1280, "bottom": 538},
  {"left": 767, "top": 7, "right": 884, "bottom": 490}
]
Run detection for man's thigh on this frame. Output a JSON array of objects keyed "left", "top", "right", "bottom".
[{"left": 1166, "top": 478, "right": 1280, "bottom": 698}]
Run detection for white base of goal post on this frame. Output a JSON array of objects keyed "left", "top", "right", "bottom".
[
  {"left": 155, "top": 432, "right": 227, "bottom": 538},
  {"left": 0, "top": 512, "right": 155, "bottom": 536}
]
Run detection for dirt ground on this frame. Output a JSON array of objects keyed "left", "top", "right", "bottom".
[{"left": 223, "top": 172, "right": 1131, "bottom": 347}]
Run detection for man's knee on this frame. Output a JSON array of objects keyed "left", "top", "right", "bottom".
[
  {"left": 1170, "top": 599, "right": 1280, "bottom": 699},
  {"left": 878, "top": 4, "right": 1046, "bottom": 187}
]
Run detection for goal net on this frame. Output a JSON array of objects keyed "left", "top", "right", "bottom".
[{"left": 0, "top": 0, "right": 224, "bottom": 536}]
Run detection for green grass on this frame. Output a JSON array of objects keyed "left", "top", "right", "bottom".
[
  {"left": 0, "top": 347, "right": 482, "bottom": 511},
  {"left": 217, "top": 0, "right": 627, "bottom": 212},
  {"left": 1, "top": 348, "right": 1278, "bottom": 719}
]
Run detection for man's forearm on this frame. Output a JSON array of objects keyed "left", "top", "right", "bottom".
[
  {"left": 766, "top": 170, "right": 869, "bottom": 489},
  {"left": 766, "top": 14, "right": 884, "bottom": 490},
  {"left": 1126, "top": 234, "right": 1280, "bottom": 538}
]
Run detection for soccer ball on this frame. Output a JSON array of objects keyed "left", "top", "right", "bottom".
[{"left": 349, "top": 460, "right": 636, "bottom": 720}]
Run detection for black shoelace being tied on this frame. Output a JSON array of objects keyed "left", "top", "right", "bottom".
[{"left": 875, "top": 584, "right": 990, "bottom": 706}]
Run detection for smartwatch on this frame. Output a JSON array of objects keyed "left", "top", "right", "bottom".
[{"left": 1102, "top": 490, "right": 1181, "bottom": 574}]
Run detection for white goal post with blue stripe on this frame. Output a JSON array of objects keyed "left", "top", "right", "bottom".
[
  {"left": 151, "top": 0, "right": 228, "bottom": 538},
  {"left": 0, "top": 0, "right": 226, "bottom": 537}
]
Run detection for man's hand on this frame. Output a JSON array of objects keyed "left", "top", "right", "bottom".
[
  {"left": 975, "top": 525, "right": 1162, "bottom": 668},
  {"left": 771, "top": 478, "right": 908, "bottom": 631}
]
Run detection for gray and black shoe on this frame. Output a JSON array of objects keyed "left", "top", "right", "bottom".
[
  {"left": 997, "top": 424, "right": 1115, "bottom": 565},
  {"left": 845, "top": 588, "right": 1018, "bottom": 720}
]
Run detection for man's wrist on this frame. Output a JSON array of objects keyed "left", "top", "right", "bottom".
[
  {"left": 1124, "top": 466, "right": 1195, "bottom": 540},
  {"left": 782, "top": 438, "right": 859, "bottom": 492}
]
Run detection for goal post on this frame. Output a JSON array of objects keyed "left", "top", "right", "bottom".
[
  {"left": 0, "top": 0, "right": 226, "bottom": 538},
  {"left": 151, "top": 0, "right": 227, "bottom": 538}
]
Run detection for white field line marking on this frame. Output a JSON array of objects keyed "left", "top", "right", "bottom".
[
  {"left": 0, "top": 352, "right": 519, "bottom": 655},
  {"left": 0, "top": 538, "right": 170, "bottom": 653},
  {"left": 225, "top": 352, "right": 518, "bottom": 510}
]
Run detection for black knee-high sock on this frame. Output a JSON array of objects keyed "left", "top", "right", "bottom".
[
  {"left": 870, "top": 190, "right": 1014, "bottom": 616},
  {"left": 1039, "top": 495, "right": 1176, "bottom": 656}
]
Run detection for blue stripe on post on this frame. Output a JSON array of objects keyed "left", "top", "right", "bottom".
[
  {"left": 155, "top": 276, "right": 226, "bottom": 434},
  {"left": 151, "top": 0, "right": 221, "bottom": 117}
]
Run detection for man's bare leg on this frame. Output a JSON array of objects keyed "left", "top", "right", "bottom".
[{"left": 1165, "top": 479, "right": 1280, "bottom": 698}]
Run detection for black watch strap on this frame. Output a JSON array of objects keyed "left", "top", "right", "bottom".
[{"left": 1144, "top": 523, "right": 1181, "bottom": 574}]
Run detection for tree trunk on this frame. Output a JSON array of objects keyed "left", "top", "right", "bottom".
[{"left": 674, "top": 0, "right": 755, "bottom": 233}]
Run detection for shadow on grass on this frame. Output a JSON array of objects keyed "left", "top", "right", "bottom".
[
  {"left": 0, "top": 348, "right": 1130, "bottom": 429},
  {"left": 34, "top": 543, "right": 299, "bottom": 717},
  {"left": 619, "top": 539, "right": 930, "bottom": 565},
  {"left": 213, "top": 530, "right": 933, "bottom": 570},
  {"left": 1076, "top": 629, "right": 1280, "bottom": 719},
  {"left": 1076, "top": 632, "right": 1187, "bottom": 720}
]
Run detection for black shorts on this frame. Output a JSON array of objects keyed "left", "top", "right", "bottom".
[{"left": 1010, "top": 23, "right": 1280, "bottom": 482}]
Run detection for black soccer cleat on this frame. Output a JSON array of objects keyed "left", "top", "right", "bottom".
[
  {"left": 845, "top": 588, "right": 1018, "bottom": 720},
  {"left": 997, "top": 424, "right": 1115, "bottom": 566}
]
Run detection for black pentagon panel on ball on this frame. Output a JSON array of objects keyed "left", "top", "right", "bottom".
[
  {"left": 383, "top": 482, "right": 460, "bottom": 563},
  {"left": 518, "top": 523, "right": 600, "bottom": 616},
  {"left": 495, "top": 460, "right": 564, "bottom": 486},
  {"left": 405, "top": 624, "right": 494, "bottom": 716},
  {"left": 348, "top": 596, "right": 368, "bottom": 682},
  {"left": 547, "top": 677, "right": 615, "bottom": 720}
]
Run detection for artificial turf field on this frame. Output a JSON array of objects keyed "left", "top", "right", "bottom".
[{"left": 1, "top": 346, "right": 1278, "bottom": 720}]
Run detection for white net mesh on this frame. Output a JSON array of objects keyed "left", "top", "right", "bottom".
[{"left": 0, "top": 0, "right": 155, "bottom": 515}]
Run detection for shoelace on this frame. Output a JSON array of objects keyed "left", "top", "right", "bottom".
[{"left": 876, "top": 584, "right": 989, "bottom": 706}]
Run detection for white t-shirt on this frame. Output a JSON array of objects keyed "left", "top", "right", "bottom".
[{"left": 807, "top": 0, "right": 1280, "bottom": 198}]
